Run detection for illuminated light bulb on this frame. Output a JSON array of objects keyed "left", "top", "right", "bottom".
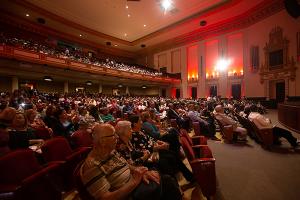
[
  {"left": 162, "top": 0, "right": 172, "bottom": 11},
  {"left": 240, "top": 69, "right": 243, "bottom": 75},
  {"left": 206, "top": 73, "right": 209, "bottom": 78},
  {"left": 216, "top": 59, "right": 231, "bottom": 71}
]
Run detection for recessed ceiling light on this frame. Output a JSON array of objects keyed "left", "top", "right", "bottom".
[
  {"left": 43, "top": 76, "right": 53, "bottom": 82},
  {"left": 143, "top": 24, "right": 146, "bottom": 27},
  {"left": 126, "top": 5, "right": 129, "bottom": 9},
  {"left": 114, "top": 44, "right": 118, "bottom": 47},
  {"left": 79, "top": 34, "right": 82, "bottom": 37},
  {"left": 85, "top": 81, "right": 92, "bottom": 86},
  {"left": 127, "top": 14, "right": 130, "bottom": 17},
  {"left": 25, "top": 14, "right": 30, "bottom": 17},
  {"left": 124, "top": 33, "right": 127, "bottom": 37}
]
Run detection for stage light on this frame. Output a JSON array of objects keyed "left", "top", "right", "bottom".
[{"left": 86, "top": 81, "right": 92, "bottom": 86}]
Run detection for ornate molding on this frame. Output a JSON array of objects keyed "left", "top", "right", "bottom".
[{"left": 260, "top": 26, "right": 297, "bottom": 83}]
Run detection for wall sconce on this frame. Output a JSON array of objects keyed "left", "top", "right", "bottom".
[{"left": 188, "top": 74, "right": 198, "bottom": 82}]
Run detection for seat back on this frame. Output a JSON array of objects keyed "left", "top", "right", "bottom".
[
  {"left": 0, "top": 149, "right": 41, "bottom": 185},
  {"left": 250, "top": 121, "right": 273, "bottom": 146},
  {"left": 180, "top": 129, "right": 193, "bottom": 146},
  {"left": 215, "top": 118, "right": 234, "bottom": 142},
  {"left": 73, "top": 162, "right": 95, "bottom": 200},
  {"left": 41, "top": 137, "right": 73, "bottom": 162},
  {"left": 71, "top": 130, "right": 93, "bottom": 148},
  {"left": 192, "top": 122, "right": 201, "bottom": 136},
  {"left": 34, "top": 128, "right": 52, "bottom": 140},
  {"left": 180, "top": 136, "right": 195, "bottom": 160},
  {"left": 0, "top": 149, "right": 62, "bottom": 200}
]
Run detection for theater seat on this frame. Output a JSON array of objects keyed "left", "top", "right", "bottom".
[
  {"left": 71, "top": 130, "right": 93, "bottom": 148},
  {"left": 250, "top": 121, "right": 273, "bottom": 147},
  {"left": 73, "top": 163, "right": 94, "bottom": 200},
  {"left": 180, "top": 137, "right": 216, "bottom": 199},
  {"left": 192, "top": 122, "right": 202, "bottom": 136},
  {"left": 215, "top": 119, "right": 234, "bottom": 143},
  {"left": 180, "top": 128, "right": 207, "bottom": 146},
  {"left": 0, "top": 149, "right": 61, "bottom": 200},
  {"left": 41, "top": 137, "right": 90, "bottom": 190},
  {"left": 34, "top": 127, "right": 52, "bottom": 140}
]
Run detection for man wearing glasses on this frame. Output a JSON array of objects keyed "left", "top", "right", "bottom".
[{"left": 79, "top": 124, "right": 162, "bottom": 200}]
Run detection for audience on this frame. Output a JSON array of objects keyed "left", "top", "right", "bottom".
[{"left": 0, "top": 32, "right": 164, "bottom": 77}]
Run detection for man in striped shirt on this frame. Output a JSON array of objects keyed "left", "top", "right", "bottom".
[{"left": 80, "top": 124, "right": 160, "bottom": 200}]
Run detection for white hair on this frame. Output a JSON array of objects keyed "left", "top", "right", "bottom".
[{"left": 115, "top": 120, "right": 131, "bottom": 137}]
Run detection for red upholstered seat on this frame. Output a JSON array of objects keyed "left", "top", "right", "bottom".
[
  {"left": 73, "top": 163, "right": 94, "bottom": 200},
  {"left": 71, "top": 130, "right": 93, "bottom": 148},
  {"left": 41, "top": 137, "right": 90, "bottom": 190},
  {"left": 180, "top": 136, "right": 216, "bottom": 199},
  {"left": 180, "top": 128, "right": 207, "bottom": 146},
  {"left": 0, "top": 149, "right": 61, "bottom": 200},
  {"left": 192, "top": 122, "right": 202, "bottom": 136},
  {"left": 34, "top": 128, "right": 52, "bottom": 140}
]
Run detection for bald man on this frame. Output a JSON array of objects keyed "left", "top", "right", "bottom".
[{"left": 80, "top": 124, "right": 161, "bottom": 200}]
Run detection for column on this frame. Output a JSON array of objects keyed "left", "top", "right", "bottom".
[
  {"left": 12, "top": 76, "right": 18, "bottom": 92},
  {"left": 64, "top": 81, "right": 68, "bottom": 94},
  {"left": 125, "top": 86, "right": 130, "bottom": 95},
  {"left": 98, "top": 84, "right": 103, "bottom": 93},
  {"left": 181, "top": 47, "right": 188, "bottom": 98}
]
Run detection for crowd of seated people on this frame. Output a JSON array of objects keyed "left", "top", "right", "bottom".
[
  {"left": 1, "top": 88, "right": 299, "bottom": 199},
  {"left": 0, "top": 32, "right": 163, "bottom": 77}
]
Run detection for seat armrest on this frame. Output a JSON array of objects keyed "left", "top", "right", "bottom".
[
  {"left": 0, "top": 184, "right": 20, "bottom": 194},
  {"left": 190, "top": 157, "right": 216, "bottom": 164},
  {"left": 21, "top": 163, "right": 61, "bottom": 186}
]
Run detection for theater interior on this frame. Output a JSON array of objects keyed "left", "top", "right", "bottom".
[{"left": 0, "top": 0, "right": 300, "bottom": 200}]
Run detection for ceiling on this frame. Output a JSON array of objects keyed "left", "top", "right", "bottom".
[{"left": 0, "top": 0, "right": 280, "bottom": 53}]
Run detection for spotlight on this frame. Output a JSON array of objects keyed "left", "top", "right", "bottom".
[
  {"left": 141, "top": 85, "right": 147, "bottom": 89},
  {"left": 43, "top": 76, "right": 53, "bottom": 82},
  {"left": 117, "top": 83, "right": 123, "bottom": 88}
]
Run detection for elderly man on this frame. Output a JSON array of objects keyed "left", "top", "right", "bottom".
[
  {"left": 214, "top": 105, "right": 247, "bottom": 140},
  {"left": 80, "top": 124, "right": 162, "bottom": 200}
]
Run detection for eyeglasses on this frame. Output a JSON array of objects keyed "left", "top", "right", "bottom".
[{"left": 101, "top": 134, "right": 118, "bottom": 139}]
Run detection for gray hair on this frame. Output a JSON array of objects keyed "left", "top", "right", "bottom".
[{"left": 115, "top": 120, "right": 131, "bottom": 137}]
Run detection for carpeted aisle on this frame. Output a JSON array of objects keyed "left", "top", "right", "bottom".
[{"left": 208, "top": 109, "right": 300, "bottom": 200}]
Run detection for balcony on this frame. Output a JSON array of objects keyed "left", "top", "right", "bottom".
[{"left": 0, "top": 45, "right": 180, "bottom": 84}]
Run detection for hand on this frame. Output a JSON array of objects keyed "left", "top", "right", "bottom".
[
  {"left": 130, "top": 166, "right": 148, "bottom": 186},
  {"left": 142, "top": 150, "right": 150, "bottom": 160},
  {"left": 143, "top": 170, "right": 160, "bottom": 184}
]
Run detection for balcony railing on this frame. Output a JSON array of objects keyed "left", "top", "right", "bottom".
[{"left": 0, "top": 45, "right": 180, "bottom": 84}]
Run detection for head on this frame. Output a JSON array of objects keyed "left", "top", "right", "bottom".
[
  {"left": 140, "top": 111, "right": 150, "bottom": 122},
  {"left": 128, "top": 115, "right": 141, "bottom": 131},
  {"left": 188, "top": 103, "right": 195, "bottom": 111},
  {"left": 25, "top": 109, "right": 37, "bottom": 123},
  {"left": 115, "top": 120, "right": 132, "bottom": 143},
  {"left": 92, "top": 124, "right": 117, "bottom": 153},
  {"left": 214, "top": 105, "right": 224, "bottom": 113},
  {"left": 11, "top": 112, "right": 27, "bottom": 130},
  {"left": 54, "top": 107, "right": 68, "bottom": 122}
]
